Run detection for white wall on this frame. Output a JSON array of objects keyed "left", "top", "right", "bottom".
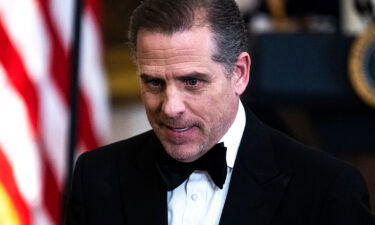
[{"left": 109, "top": 102, "right": 151, "bottom": 143}]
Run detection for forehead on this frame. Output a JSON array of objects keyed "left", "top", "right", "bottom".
[{"left": 136, "top": 27, "right": 216, "bottom": 70}]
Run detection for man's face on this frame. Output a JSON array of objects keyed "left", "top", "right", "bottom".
[{"left": 136, "top": 26, "right": 249, "bottom": 162}]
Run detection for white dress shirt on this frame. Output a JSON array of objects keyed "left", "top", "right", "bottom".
[{"left": 167, "top": 101, "right": 246, "bottom": 225}]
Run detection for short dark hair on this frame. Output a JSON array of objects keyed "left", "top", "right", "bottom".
[{"left": 128, "top": 0, "right": 248, "bottom": 74}]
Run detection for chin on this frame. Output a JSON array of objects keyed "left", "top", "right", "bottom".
[{"left": 164, "top": 143, "right": 204, "bottom": 163}]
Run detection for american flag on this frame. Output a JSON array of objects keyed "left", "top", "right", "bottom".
[{"left": 0, "top": 0, "right": 109, "bottom": 224}]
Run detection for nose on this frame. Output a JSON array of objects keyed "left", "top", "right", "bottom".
[{"left": 161, "top": 87, "right": 185, "bottom": 118}]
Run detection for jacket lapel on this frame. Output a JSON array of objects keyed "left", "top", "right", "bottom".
[
  {"left": 220, "top": 109, "right": 291, "bottom": 225},
  {"left": 118, "top": 132, "right": 168, "bottom": 225},
  {"left": 116, "top": 108, "right": 291, "bottom": 225}
]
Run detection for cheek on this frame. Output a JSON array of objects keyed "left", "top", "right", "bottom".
[
  {"left": 204, "top": 87, "right": 236, "bottom": 119},
  {"left": 142, "top": 93, "right": 161, "bottom": 114},
  {"left": 187, "top": 93, "right": 224, "bottom": 123}
]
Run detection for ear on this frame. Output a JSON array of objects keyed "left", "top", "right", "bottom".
[{"left": 232, "top": 52, "right": 251, "bottom": 96}]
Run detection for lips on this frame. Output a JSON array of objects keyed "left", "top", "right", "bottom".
[
  {"left": 167, "top": 126, "right": 192, "bottom": 132},
  {"left": 162, "top": 124, "right": 197, "bottom": 142}
]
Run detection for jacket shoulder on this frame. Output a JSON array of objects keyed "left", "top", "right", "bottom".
[{"left": 75, "top": 130, "right": 155, "bottom": 171}]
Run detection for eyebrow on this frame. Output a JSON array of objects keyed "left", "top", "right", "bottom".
[
  {"left": 140, "top": 72, "right": 211, "bottom": 81},
  {"left": 179, "top": 72, "right": 211, "bottom": 81},
  {"left": 139, "top": 74, "right": 163, "bottom": 82}
]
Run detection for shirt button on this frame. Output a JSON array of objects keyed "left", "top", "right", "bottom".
[{"left": 191, "top": 194, "right": 198, "bottom": 201}]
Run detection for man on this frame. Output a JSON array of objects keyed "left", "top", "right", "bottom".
[{"left": 64, "top": 0, "right": 375, "bottom": 224}]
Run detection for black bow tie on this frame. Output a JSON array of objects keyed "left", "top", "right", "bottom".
[{"left": 156, "top": 143, "right": 228, "bottom": 190}]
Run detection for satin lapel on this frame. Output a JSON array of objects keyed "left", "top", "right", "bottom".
[
  {"left": 118, "top": 132, "right": 168, "bottom": 225},
  {"left": 220, "top": 108, "right": 291, "bottom": 225}
]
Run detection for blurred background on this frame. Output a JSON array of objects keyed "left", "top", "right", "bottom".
[{"left": 0, "top": 0, "right": 375, "bottom": 224}]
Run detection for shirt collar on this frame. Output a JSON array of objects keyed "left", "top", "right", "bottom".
[{"left": 219, "top": 100, "right": 246, "bottom": 168}]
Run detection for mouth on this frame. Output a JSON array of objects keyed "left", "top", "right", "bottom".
[
  {"left": 155, "top": 119, "right": 201, "bottom": 142},
  {"left": 166, "top": 125, "right": 193, "bottom": 132},
  {"left": 155, "top": 121, "right": 201, "bottom": 145}
]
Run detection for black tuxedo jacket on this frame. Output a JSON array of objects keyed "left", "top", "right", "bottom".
[{"left": 65, "top": 109, "right": 375, "bottom": 225}]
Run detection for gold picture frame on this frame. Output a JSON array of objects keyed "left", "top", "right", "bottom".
[{"left": 349, "top": 25, "right": 375, "bottom": 108}]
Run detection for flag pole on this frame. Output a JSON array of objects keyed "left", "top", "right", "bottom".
[{"left": 62, "top": 0, "right": 84, "bottom": 222}]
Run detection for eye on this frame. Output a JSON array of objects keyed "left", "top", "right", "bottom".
[
  {"left": 185, "top": 78, "right": 199, "bottom": 86},
  {"left": 141, "top": 76, "right": 165, "bottom": 93},
  {"left": 149, "top": 79, "right": 163, "bottom": 87}
]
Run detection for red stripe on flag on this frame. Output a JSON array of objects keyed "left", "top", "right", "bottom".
[
  {"left": 0, "top": 22, "right": 39, "bottom": 134},
  {"left": 79, "top": 93, "right": 99, "bottom": 150},
  {"left": 85, "top": 0, "right": 104, "bottom": 62},
  {"left": 37, "top": 0, "right": 99, "bottom": 150},
  {"left": 0, "top": 147, "right": 31, "bottom": 225},
  {"left": 42, "top": 153, "right": 61, "bottom": 224},
  {"left": 37, "top": 0, "right": 69, "bottom": 97},
  {"left": 86, "top": 0, "right": 102, "bottom": 26}
]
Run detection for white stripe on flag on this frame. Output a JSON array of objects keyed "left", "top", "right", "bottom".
[
  {"left": 50, "top": 0, "right": 74, "bottom": 49},
  {"left": 0, "top": 0, "right": 50, "bottom": 82},
  {"left": 0, "top": 0, "right": 69, "bottom": 188},
  {"left": 0, "top": 0, "right": 109, "bottom": 224},
  {"left": 40, "top": 76, "right": 69, "bottom": 186},
  {"left": 0, "top": 64, "right": 42, "bottom": 207},
  {"left": 80, "top": 11, "right": 110, "bottom": 145}
]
